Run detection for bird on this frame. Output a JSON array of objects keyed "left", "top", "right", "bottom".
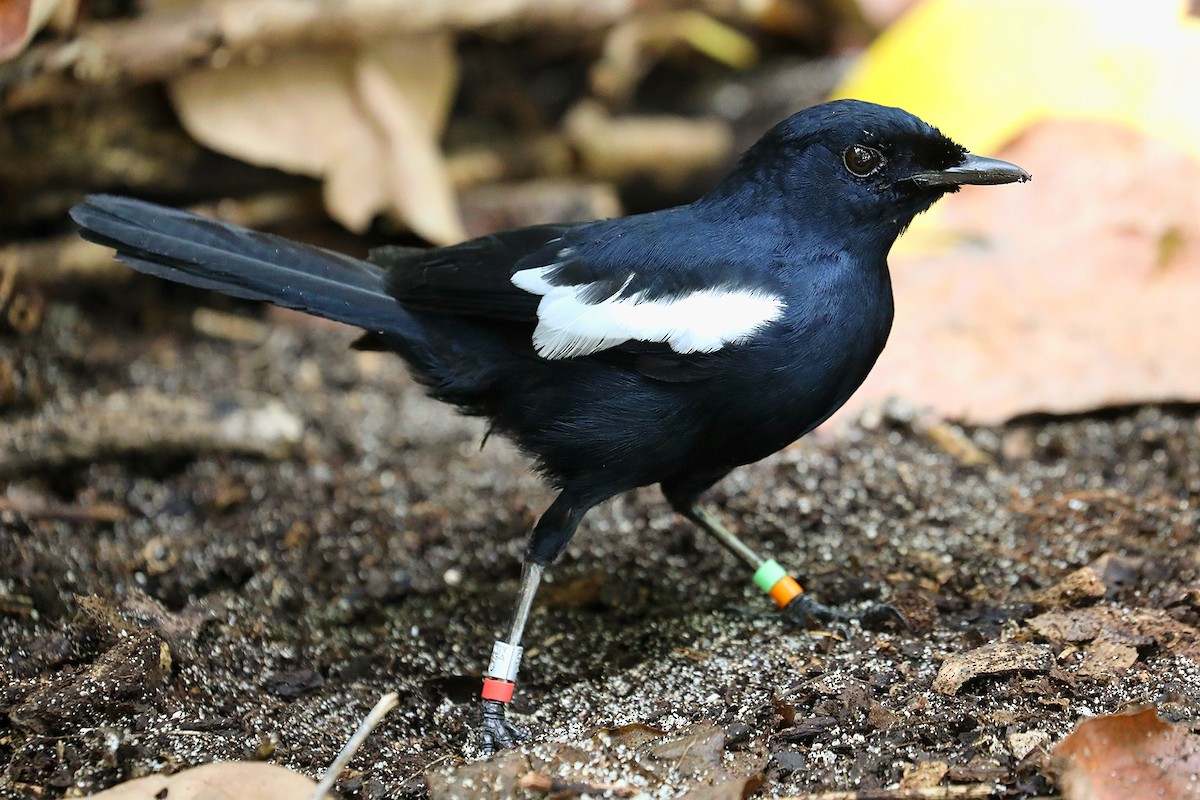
[{"left": 70, "top": 99, "right": 1029, "bottom": 753}]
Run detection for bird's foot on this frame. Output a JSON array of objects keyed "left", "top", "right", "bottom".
[
  {"left": 478, "top": 699, "right": 529, "bottom": 756},
  {"left": 782, "top": 594, "right": 908, "bottom": 632}
]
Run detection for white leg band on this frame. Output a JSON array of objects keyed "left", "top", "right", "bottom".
[{"left": 486, "top": 640, "right": 523, "bottom": 683}]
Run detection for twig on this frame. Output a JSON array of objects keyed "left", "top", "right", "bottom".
[
  {"left": 517, "top": 772, "right": 638, "bottom": 797},
  {"left": 0, "top": 388, "right": 304, "bottom": 478},
  {"left": 2, "top": 0, "right": 643, "bottom": 111},
  {"left": 6, "top": 191, "right": 325, "bottom": 287},
  {"left": 191, "top": 308, "right": 271, "bottom": 344},
  {"left": 311, "top": 692, "right": 399, "bottom": 800},
  {"left": 0, "top": 594, "right": 36, "bottom": 617},
  {"left": 0, "top": 233, "right": 133, "bottom": 286},
  {"left": 397, "top": 754, "right": 453, "bottom": 792},
  {"left": 777, "top": 785, "right": 999, "bottom": 800},
  {"left": 0, "top": 496, "right": 128, "bottom": 523}
]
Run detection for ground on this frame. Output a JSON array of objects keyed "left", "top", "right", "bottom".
[{"left": 1, "top": 294, "right": 1198, "bottom": 799}]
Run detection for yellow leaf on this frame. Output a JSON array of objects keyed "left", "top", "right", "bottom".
[{"left": 834, "top": 0, "right": 1200, "bottom": 164}]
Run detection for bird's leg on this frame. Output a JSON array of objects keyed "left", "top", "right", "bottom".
[
  {"left": 478, "top": 560, "right": 542, "bottom": 754},
  {"left": 477, "top": 491, "right": 591, "bottom": 755},
  {"left": 678, "top": 503, "right": 824, "bottom": 623},
  {"left": 679, "top": 503, "right": 906, "bottom": 630}
]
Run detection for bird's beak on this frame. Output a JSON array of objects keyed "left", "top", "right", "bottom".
[{"left": 909, "top": 153, "right": 1031, "bottom": 187}]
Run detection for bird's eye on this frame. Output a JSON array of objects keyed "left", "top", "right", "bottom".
[{"left": 843, "top": 145, "right": 884, "bottom": 177}]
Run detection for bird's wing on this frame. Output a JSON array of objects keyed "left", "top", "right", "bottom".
[
  {"left": 377, "top": 209, "right": 786, "bottom": 362},
  {"left": 374, "top": 223, "right": 572, "bottom": 323}
]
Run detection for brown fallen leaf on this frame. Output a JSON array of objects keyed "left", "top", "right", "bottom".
[
  {"left": 677, "top": 772, "right": 765, "bottom": 800},
  {"left": 1027, "top": 605, "right": 1200, "bottom": 676},
  {"left": 1075, "top": 640, "right": 1139, "bottom": 680},
  {"left": 1027, "top": 606, "right": 1197, "bottom": 652},
  {"left": 830, "top": 120, "right": 1200, "bottom": 426},
  {"left": 426, "top": 749, "right": 533, "bottom": 800},
  {"left": 1025, "top": 566, "right": 1107, "bottom": 609},
  {"left": 517, "top": 771, "right": 636, "bottom": 798},
  {"left": 1007, "top": 729, "right": 1050, "bottom": 762},
  {"left": 1087, "top": 552, "right": 1144, "bottom": 596},
  {"left": 1053, "top": 707, "right": 1200, "bottom": 800},
  {"left": 9, "top": 630, "right": 171, "bottom": 735},
  {"left": 171, "top": 36, "right": 462, "bottom": 243},
  {"left": 915, "top": 419, "right": 993, "bottom": 466},
  {"left": 87, "top": 761, "right": 321, "bottom": 800},
  {"left": 354, "top": 43, "right": 463, "bottom": 244},
  {"left": 900, "top": 760, "right": 949, "bottom": 790},
  {"left": 429, "top": 722, "right": 765, "bottom": 800},
  {"left": 0, "top": 0, "right": 73, "bottom": 62},
  {"left": 932, "top": 641, "right": 1053, "bottom": 695}
]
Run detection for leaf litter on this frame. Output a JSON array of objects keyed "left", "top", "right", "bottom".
[{"left": 1, "top": 297, "right": 1199, "bottom": 798}]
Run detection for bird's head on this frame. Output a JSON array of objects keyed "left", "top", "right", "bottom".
[{"left": 702, "top": 99, "right": 1029, "bottom": 250}]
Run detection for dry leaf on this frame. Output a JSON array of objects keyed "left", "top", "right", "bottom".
[
  {"left": 831, "top": 120, "right": 1200, "bottom": 425},
  {"left": 1076, "top": 640, "right": 1139, "bottom": 680},
  {"left": 1027, "top": 605, "right": 1200, "bottom": 670},
  {"left": 89, "top": 762, "right": 321, "bottom": 800},
  {"left": 932, "top": 642, "right": 1053, "bottom": 695},
  {"left": 170, "top": 37, "right": 462, "bottom": 243},
  {"left": 1053, "top": 707, "right": 1200, "bottom": 800},
  {"left": 354, "top": 46, "right": 463, "bottom": 244},
  {"left": 1007, "top": 730, "right": 1050, "bottom": 761},
  {"left": 0, "top": 0, "right": 71, "bottom": 61},
  {"left": 429, "top": 722, "right": 765, "bottom": 800},
  {"left": 1026, "top": 566, "right": 1108, "bottom": 609},
  {"left": 900, "top": 760, "right": 949, "bottom": 789},
  {"left": 1027, "top": 606, "right": 1195, "bottom": 648}
]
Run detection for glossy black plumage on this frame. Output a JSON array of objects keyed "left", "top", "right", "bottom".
[
  {"left": 70, "top": 99, "right": 1029, "bottom": 566},
  {"left": 71, "top": 100, "right": 1032, "bottom": 752}
]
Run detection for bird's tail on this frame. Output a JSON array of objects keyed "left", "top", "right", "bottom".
[{"left": 70, "top": 195, "right": 409, "bottom": 336}]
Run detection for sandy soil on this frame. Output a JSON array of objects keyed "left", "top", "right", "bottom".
[{"left": 2, "top": 295, "right": 1198, "bottom": 798}]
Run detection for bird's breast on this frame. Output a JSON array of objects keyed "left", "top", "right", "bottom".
[{"left": 696, "top": 259, "right": 894, "bottom": 468}]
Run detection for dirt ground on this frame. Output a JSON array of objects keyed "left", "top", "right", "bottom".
[{"left": 2, "top": 292, "right": 1198, "bottom": 799}]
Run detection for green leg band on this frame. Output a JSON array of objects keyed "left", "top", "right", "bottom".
[{"left": 753, "top": 559, "right": 787, "bottom": 593}]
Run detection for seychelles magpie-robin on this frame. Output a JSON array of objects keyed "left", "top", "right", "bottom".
[{"left": 70, "top": 99, "right": 1029, "bottom": 753}]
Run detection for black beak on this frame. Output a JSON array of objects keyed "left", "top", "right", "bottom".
[{"left": 910, "top": 153, "right": 1031, "bottom": 187}]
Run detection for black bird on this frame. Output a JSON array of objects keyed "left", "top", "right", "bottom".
[{"left": 70, "top": 99, "right": 1029, "bottom": 752}]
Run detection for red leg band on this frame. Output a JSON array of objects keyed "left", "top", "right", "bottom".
[{"left": 481, "top": 677, "right": 515, "bottom": 703}]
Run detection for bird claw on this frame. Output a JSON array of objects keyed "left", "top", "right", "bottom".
[
  {"left": 478, "top": 700, "right": 529, "bottom": 756},
  {"left": 782, "top": 594, "right": 908, "bottom": 632},
  {"left": 860, "top": 601, "right": 909, "bottom": 632}
]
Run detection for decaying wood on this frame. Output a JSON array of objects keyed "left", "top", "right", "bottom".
[
  {"left": 0, "top": 388, "right": 304, "bottom": 478},
  {"left": 2, "top": 0, "right": 646, "bottom": 111}
]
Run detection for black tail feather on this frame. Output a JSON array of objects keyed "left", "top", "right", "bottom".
[{"left": 70, "top": 195, "right": 405, "bottom": 335}]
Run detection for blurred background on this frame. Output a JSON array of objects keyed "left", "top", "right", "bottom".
[
  {"left": 2, "top": 0, "right": 1198, "bottom": 426},
  {"left": 3, "top": 4, "right": 1200, "bottom": 798}
]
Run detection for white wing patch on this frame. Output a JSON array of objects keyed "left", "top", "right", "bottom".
[{"left": 511, "top": 264, "right": 785, "bottom": 360}]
